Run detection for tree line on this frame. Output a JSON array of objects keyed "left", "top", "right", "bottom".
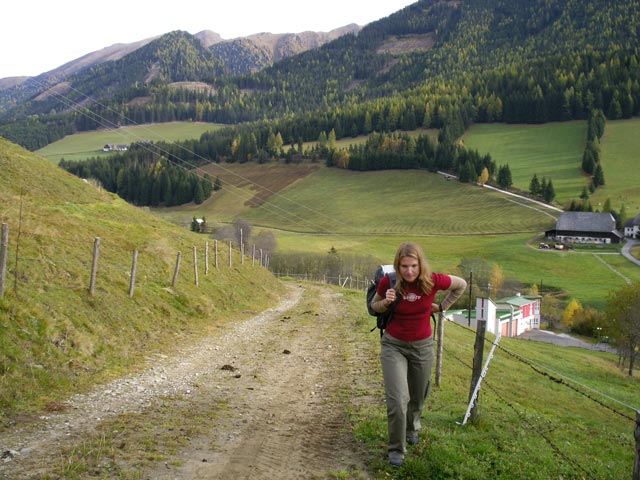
[{"left": 59, "top": 147, "right": 214, "bottom": 207}]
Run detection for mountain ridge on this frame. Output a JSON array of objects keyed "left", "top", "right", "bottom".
[{"left": 0, "top": 24, "right": 360, "bottom": 90}]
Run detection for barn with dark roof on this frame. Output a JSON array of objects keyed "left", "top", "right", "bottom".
[{"left": 545, "top": 211, "right": 623, "bottom": 244}]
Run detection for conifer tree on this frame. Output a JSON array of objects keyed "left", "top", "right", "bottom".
[
  {"left": 593, "top": 163, "right": 605, "bottom": 187},
  {"left": 543, "top": 178, "right": 556, "bottom": 203},
  {"left": 529, "top": 174, "right": 541, "bottom": 196}
]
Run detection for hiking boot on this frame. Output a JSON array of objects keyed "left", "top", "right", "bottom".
[
  {"left": 388, "top": 451, "right": 404, "bottom": 467},
  {"left": 407, "top": 431, "right": 419, "bottom": 445}
]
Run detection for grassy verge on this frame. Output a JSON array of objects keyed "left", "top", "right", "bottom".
[
  {"left": 39, "top": 395, "right": 223, "bottom": 479},
  {"left": 340, "top": 284, "right": 639, "bottom": 480}
]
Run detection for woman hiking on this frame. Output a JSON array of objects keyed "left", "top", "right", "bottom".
[{"left": 370, "top": 242, "right": 467, "bottom": 467}]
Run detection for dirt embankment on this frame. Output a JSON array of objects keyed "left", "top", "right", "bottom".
[{"left": 0, "top": 284, "right": 374, "bottom": 479}]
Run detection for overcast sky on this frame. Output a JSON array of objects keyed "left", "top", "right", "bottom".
[{"left": 1, "top": 0, "right": 417, "bottom": 79}]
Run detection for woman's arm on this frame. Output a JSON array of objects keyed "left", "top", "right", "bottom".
[
  {"left": 370, "top": 292, "right": 389, "bottom": 313},
  {"left": 439, "top": 275, "right": 467, "bottom": 311}
]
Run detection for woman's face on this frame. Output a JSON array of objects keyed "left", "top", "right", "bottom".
[{"left": 398, "top": 256, "right": 420, "bottom": 283}]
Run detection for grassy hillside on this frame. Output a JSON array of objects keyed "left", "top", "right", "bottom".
[
  {"left": 339, "top": 288, "right": 640, "bottom": 479},
  {"left": 591, "top": 118, "right": 640, "bottom": 214},
  {"left": 462, "top": 120, "right": 640, "bottom": 213},
  {"left": 30, "top": 120, "right": 640, "bottom": 310},
  {"left": 0, "top": 137, "right": 285, "bottom": 419},
  {"left": 35, "top": 122, "right": 223, "bottom": 164},
  {"left": 192, "top": 166, "right": 559, "bottom": 235},
  {"left": 462, "top": 121, "right": 588, "bottom": 206}
]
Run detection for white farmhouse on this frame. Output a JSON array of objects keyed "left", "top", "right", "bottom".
[
  {"left": 623, "top": 213, "right": 640, "bottom": 239},
  {"left": 449, "top": 294, "right": 540, "bottom": 337}
]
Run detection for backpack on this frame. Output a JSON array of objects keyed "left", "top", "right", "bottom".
[{"left": 366, "top": 264, "right": 399, "bottom": 335}]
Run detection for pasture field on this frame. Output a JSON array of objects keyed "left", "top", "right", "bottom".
[
  {"left": 153, "top": 162, "right": 640, "bottom": 309},
  {"left": 462, "top": 121, "right": 588, "bottom": 206},
  {"left": 590, "top": 118, "right": 640, "bottom": 213},
  {"left": 218, "top": 167, "right": 559, "bottom": 235},
  {"left": 35, "top": 121, "right": 223, "bottom": 163}
]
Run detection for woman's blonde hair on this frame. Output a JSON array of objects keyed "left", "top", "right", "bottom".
[{"left": 393, "top": 242, "right": 434, "bottom": 295}]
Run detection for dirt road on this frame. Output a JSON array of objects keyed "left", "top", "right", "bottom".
[{"left": 0, "top": 284, "right": 373, "bottom": 479}]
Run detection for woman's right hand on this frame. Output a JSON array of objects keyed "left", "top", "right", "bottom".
[{"left": 385, "top": 288, "right": 396, "bottom": 306}]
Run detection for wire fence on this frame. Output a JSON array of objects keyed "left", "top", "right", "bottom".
[
  {"left": 0, "top": 222, "right": 268, "bottom": 299},
  {"left": 445, "top": 319, "right": 640, "bottom": 479}
]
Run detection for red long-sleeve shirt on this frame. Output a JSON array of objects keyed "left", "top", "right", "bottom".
[{"left": 376, "top": 272, "right": 452, "bottom": 342}]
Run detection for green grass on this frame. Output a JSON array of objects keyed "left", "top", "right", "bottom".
[
  {"left": 462, "top": 121, "right": 589, "bottom": 206},
  {"left": 590, "top": 118, "right": 640, "bottom": 213},
  {"left": 35, "top": 121, "right": 223, "bottom": 164},
  {"left": 339, "top": 286, "right": 639, "bottom": 480},
  {"left": 0, "top": 138, "right": 285, "bottom": 419},
  {"left": 237, "top": 168, "right": 559, "bottom": 235}
]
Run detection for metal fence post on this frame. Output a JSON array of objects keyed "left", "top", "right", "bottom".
[
  {"left": 128, "top": 249, "right": 138, "bottom": 297},
  {"left": 435, "top": 311, "right": 444, "bottom": 386}
]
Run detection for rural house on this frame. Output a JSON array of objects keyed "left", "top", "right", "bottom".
[
  {"left": 623, "top": 213, "right": 640, "bottom": 239},
  {"left": 545, "top": 211, "right": 623, "bottom": 245},
  {"left": 102, "top": 144, "right": 128, "bottom": 152},
  {"left": 449, "top": 294, "right": 541, "bottom": 338}
]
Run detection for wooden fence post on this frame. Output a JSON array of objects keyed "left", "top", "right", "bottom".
[
  {"left": 193, "top": 246, "right": 199, "bottom": 286},
  {"left": 128, "top": 249, "right": 138, "bottom": 297},
  {"left": 634, "top": 410, "right": 640, "bottom": 480},
  {"left": 468, "top": 319, "right": 487, "bottom": 422},
  {"left": 0, "top": 223, "right": 8, "bottom": 298},
  {"left": 252, "top": 244, "right": 256, "bottom": 266},
  {"left": 89, "top": 237, "right": 100, "bottom": 296},
  {"left": 435, "top": 311, "right": 445, "bottom": 386},
  {"left": 171, "top": 251, "right": 181, "bottom": 287},
  {"left": 205, "top": 241, "right": 209, "bottom": 276}
]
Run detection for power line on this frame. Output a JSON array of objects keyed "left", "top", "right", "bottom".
[{"left": 23, "top": 77, "right": 353, "bottom": 234}]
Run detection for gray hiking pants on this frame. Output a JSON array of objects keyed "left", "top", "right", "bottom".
[{"left": 380, "top": 332, "right": 434, "bottom": 455}]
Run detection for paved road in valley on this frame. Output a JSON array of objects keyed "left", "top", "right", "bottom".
[{"left": 518, "top": 329, "right": 616, "bottom": 353}]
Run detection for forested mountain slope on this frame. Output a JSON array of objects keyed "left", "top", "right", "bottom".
[{"left": 1, "top": 0, "right": 639, "bottom": 151}]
